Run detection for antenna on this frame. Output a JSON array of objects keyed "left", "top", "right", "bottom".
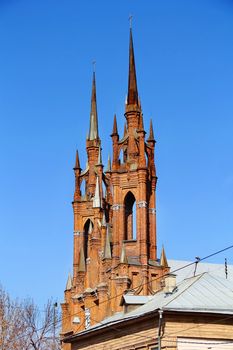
[
  {"left": 194, "top": 256, "right": 200, "bottom": 276},
  {"left": 225, "top": 258, "right": 228, "bottom": 279}
]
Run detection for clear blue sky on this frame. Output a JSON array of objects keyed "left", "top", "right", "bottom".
[{"left": 0, "top": 0, "right": 233, "bottom": 308}]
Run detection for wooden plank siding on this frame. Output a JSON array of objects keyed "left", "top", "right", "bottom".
[
  {"left": 66, "top": 312, "right": 233, "bottom": 350},
  {"left": 70, "top": 315, "right": 158, "bottom": 350}
]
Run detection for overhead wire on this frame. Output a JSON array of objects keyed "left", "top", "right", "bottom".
[{"left": 4, "top": 243, "right": 233, "bottom": 346}]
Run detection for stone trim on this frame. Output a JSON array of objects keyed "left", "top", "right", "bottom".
[
  {"left": 112, "top": 204, "right": 124, "bottom": 211},
  {"left": 74, "top": 231, "right": 83, "bottom": 236},
  {"left": 149, "top": 208, "right": 156, "bottom": 215},
  {"left": 137, "top": 201, "right": 147, "bottom": 208}
]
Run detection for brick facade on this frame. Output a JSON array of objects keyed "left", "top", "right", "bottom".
[{"left": 61, "top": 28, "right": 169, "bottom": 348}]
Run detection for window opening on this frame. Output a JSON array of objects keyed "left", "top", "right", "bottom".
[
  {"left": 124, "top": 192, "right": 136, "bottom": 240},
  {"left": 83, "top": 219, "right": 92, "bottom": 261}
]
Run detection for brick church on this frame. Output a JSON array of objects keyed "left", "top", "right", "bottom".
[
  {"left": 60, "top": 26, "right": 233, "bottom": 350},
  {"left": 61, "top": 28, "right": 170, "bottom": 348}
]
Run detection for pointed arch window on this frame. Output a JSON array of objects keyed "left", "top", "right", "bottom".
[
  {"left": 83, "top": 219, "right": 93, "bottom": 261},
  {"left": 124, "top": 192, "right": 137, "bottom": 240},
  {"left": 80, "top": 178, "right": 86, "bottom": 197}
]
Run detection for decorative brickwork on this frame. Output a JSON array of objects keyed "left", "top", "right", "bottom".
[{"left": 61, "top": 29, "right": 169, "bottom": 346}]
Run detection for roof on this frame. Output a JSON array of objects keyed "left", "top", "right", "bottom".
[
  {"left": 127, "top": 272, "right": 233, "bottom": 316},
  {"left": 168, "top": 259, "right": 233, "bottom": 283},
  {"left": 65, "top": 260, "right": 233, "bottom": 341}
]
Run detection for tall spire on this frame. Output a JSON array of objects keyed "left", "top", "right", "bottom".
[
  {"left": 88, "top": 72, "right": 99, "bottom": 140},
  {"left": 127, "top": 28, "right": 138, "bottom": 106}
]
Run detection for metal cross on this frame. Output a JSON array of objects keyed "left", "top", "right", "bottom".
[
  {"left": 129, "top": 14, "right": 133, "bottom": 29},
  {"left": 92, "top": 60, "right": 96, "bottom": 73}
]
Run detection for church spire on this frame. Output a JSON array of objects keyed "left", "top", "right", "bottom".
[
  {"left": 127, "top": 28, "right": 138, "bottom": 106},
  {"left": 88, "top": 72, "right": 99, "bottom": 140}
]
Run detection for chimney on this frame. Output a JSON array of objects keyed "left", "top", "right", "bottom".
[{"left": 164, "top": 274, "right": 176, "bottom": 295}]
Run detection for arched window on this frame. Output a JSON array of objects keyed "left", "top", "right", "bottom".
[
  {"left": 83, "top": 219, "right": 93, "bottom": 261},
  {"left": 80, "top": 178, "right": 86, "bottom": 197},
  {"left": 124, "top": 192, "right": 136, "bottom": 240},
  {"left": 119, "top": 148, "right": 124, "bottom": 164}
]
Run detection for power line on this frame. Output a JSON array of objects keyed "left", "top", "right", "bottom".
[{"left": 4, "top": 243, "right": 233, "bottom": 346}]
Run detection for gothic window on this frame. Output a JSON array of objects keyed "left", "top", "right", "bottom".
[
  {"left": 83, "top": 219, "right": 93, "bottom": 261},
  {"left": 80, "top": 178, "right": 86, "bottom": 197},
  {"left": 119, "top": 148, "right": 124, "bottom": 164},
  {"left": 124, "top": 192, "right": 137, "bottom": 240}
]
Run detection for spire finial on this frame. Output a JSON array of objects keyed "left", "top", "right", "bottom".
[
  {"left": 111, "top": 114, "right": 118, "bottom": 136},
  {"left": 65, "top": 273, "right": 72, "bottom": 291},
  {"left": 106, "top": 155, "right": 111, "bottom": 172},
  {"left": 92, "top": 60, "right": 96, "bottom": 73},
  {"left": 147, "top": 119, "right": 155, "bottom": 142},
  {"left": 127, "top": 25, "right": 139, "bottom": 106},
  {"left": 129, "top": 14, "right": 133, "bottom": 29},
  {"left": 160, "top": 245, "right": 168, "bottom": 268},
  {"left": 74, "top": 150, "right": 81, "bottom": 169},
  {"left": 88, "top": 71, "right": 99, "bottom": 140}
]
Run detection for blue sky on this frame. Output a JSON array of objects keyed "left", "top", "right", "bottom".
[{"left": 0, "top": 0, "right": 233, "bottom": 308}]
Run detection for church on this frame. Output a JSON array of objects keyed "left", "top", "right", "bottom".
[{"left": 61, "top": 28, "right": 233, "bottom": 350}]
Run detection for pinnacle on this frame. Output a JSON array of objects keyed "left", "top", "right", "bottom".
[
  {"left": 147, "top": 119, "right": 155, "bottom": 142},
  {"left": 65, "top": 273, "right": 72, "bottom": 291},
  {"left": 106, "top": 155, "right": 111, "bottom": 172},
  {"left": 127, "top": 28, "right": 138, "bottom": 106},
  {"left": 160, "top": 245, "right": 168, "bottom": 268},
  {"left": 88, "top": 72, "right": 99, "bottom": 140},
  {"left": 111, "top": 114, "right": 118, "bottom": 136},
  {"left": 74, "top": 150, "right": 81, "bottom": 169}
]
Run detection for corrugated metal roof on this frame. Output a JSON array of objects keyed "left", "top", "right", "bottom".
[
  {"left": 67, "top": 261, "right": 233, "bottom": 340},
  {"left": 168, "top": 259, "right": 233, "bottom": 283},
  {"left": 125, "top": 272, "right": 233, "bottom": 317}
]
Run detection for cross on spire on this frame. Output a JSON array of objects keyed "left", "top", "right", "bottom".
[
  {"left": 129, "top": 14, "right": 133, "bottom": 29},
  {"left": 92, "top": 60, "right": 96, "bottom": 73}
]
